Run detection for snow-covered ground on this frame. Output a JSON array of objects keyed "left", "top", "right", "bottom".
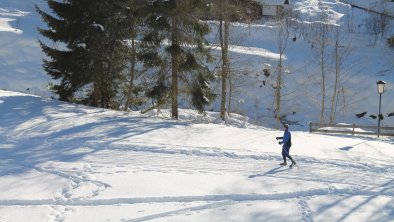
[
  {"left": 1, "top": 1, "right": 394, "bottom": 221},
  {"left": 1, "top": 0, "right": 394, "bottom": 128},
  {"left": 1, "top": 90, "right": 393, "bottom": 221},
  {"left": 0, "top": 0, "right": 49, "bottom": 96},
  {"left": 344, "top": 0, "right": 394, "bottom": 16}
]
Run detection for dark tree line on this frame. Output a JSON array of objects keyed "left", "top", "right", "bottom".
[{"left": 37, "top": 0, "right": 216, "bottom": 119}]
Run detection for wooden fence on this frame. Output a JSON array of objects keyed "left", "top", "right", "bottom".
[{"left": 309, "top": 122, "right": 394, "bottom": 137}]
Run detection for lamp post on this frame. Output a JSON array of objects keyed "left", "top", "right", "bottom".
[{"left": 376, "top": 80, "right": 386, "bottom": 137}]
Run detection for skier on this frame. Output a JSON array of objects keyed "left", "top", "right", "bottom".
[{"left": 276, "top": 124, "right": 296, "bottom": 167}]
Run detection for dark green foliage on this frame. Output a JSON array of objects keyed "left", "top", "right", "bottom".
[
  {"left": 191, "top": 71, "right": 216, "bottom": 113},
  {"left": 38, "top": 0, "right": 215, "bottom": 114},
  {"left": 144, "top": 0, "right": 214, "bottom": 117},
  {"left": 37, "top": 0, "right": 131, "bottom": 108},
  {"left": 202, "top": 0, "right": 262, "bottom": 22},
  {"left": 388, "top": 36, "right": 394, "bottom": 47},
  {"left": 146, "top": 72, "right": 170, "bottom": 104},
  {"left": 37, "top": 1, "right": 91, "bottom": 101}
]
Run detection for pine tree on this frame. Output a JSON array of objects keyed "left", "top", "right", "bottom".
[
  {"left": 37, "top": 0, "right": 130, "bottom": 108},
  {"left": 37, "top": 0, "right": 91, "bottom": 102},
  {"left": 145, "top": 0, "right": 215, "bottom": 119},
  {"left": 119, "top": 0, "right": 150, "bottom": 111}
]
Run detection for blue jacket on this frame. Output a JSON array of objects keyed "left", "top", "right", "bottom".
[{"left": 282, "top": 130, "right": 291, "bottom": 147}]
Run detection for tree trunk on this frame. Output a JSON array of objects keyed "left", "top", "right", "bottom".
[
  {"left": 275, "top": 16, "right": 289, "bottom": 129},
  {"left": 227, "top": 70, "right": 232, "bottom": 117},
  {"left": 171, "top": 16, "right": 179, "bottom": 119},
  {"left": 124, "top": 38, "right": 136, "bottom": 111},
  {"left": 93, "top": 42, "right": 102, "bottom": 107},
  {"left": 320, "top": 25, "right": 326, "bottom": 124},
  {"left": 276, "top": 57, "right": 282, "bottom": 128},
  {"left": 330, "top": 27, "right": 340, "bottom": 123},
  {"left": 219, "top": 0, "right": 229, "bottom": 120},
  {"left": 93, "top": 70, "right": 100, "bottom": 107},
  {"left": 100, "top": 61, "right": 106, "bottom": 108}
]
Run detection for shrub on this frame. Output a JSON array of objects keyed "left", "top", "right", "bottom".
[{"left": 388, "top": 36, "right": 394, "bottom": 47}]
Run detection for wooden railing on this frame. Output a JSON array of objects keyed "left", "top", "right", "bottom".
[{"left": 309, "top": 122, "right": 394, "bottom": 137}]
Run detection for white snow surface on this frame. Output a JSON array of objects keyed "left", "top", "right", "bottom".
[
  {"left": 0, "top": 0, "right": 49, "bottom": 96},
  {"left": 0, "top": 0, "right": 394, "bottom": 129},
  {"left": 0, "top": 1, "right": 394, "bottom": 220},
  {"left": 0, "top": 90, "right": 393, "bottom": 222},
  {"left": 0, "top": 17, "right": 22, "bottom": 34}
]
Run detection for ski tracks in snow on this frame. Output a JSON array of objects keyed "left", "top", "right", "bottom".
[
  {"left": 298, "top": 197, "right": 314, "bottom": 222},
  {"left": 1, "top": 143, "right": 394, "bottom": 221}
]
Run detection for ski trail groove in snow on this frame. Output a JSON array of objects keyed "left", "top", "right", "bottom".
[
  {"left": 1, "top": 188, "right": 393, "bottom": 207},
  {"left": 124, "top": 201, "right": 233, "bottom": 222},
  {"left": 107, "top": 143, "right": 394, "bottom": 176}
]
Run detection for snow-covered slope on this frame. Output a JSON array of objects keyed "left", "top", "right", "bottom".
[
  {"left": 1, "top": 1, "right": 394, "bottom": 221},
  {"left": 0, "top": 0, "right": 49, "bottom": 96},
  {"left": 1, "top": 0, "right": 393, "bottom": 128},
  {"left": 0, "top": 90, "right": 393, "bottom": 221},
  {"left": 229, "top": 0, "right": 394, "bottom": 128},
  {"left": 345, "top": 0, "right": 394, "bottom": 16}
]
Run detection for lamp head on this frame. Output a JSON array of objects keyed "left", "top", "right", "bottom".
[{"left": 376, "top": 80, "right": 386, "bottom": 94}]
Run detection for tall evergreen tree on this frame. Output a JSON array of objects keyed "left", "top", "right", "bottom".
[
  {"left": 37, "top": 0, "right": 130, "bottom": 108},
  {"left": 145, "top": 0, "right": 215, "bottom": 119},
  {"left": 37, "top": 0, "right": 90, "bottom": 102},
  {"left": 118, "top": 0, "right": 150, "bottom": 111}
]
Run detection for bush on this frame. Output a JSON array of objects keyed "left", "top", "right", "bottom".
[{"left": 388, "top": 36, "right": 394, "bottom": 47}]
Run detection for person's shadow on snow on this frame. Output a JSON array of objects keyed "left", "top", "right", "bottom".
[{"left": 248, "top": 166, "right": 289, "bottom": 178}]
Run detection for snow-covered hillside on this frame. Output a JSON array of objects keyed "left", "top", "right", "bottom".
[
  {"left": 1, "top": 90, "right": 394, "bottom": 221},
  {"left": 0, "top": 0, "right": 49, "bottom": 96},
  {"left": 1, "top": 0, "right": 393, "bottom": 130},
  {"left": 0, "top": 0, "right": 393, "bottom": 128},
  {"left": 207, "top": 0, "right": 394, "bottom": 128}
]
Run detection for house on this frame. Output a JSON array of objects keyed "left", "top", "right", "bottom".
[{"left": 256, "top": 0, "right": 289, "bottom": 16}]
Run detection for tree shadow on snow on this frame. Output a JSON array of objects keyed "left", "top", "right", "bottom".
[
  {"left": 312, "top": 132, "right": 394, "bottom": 145},
  {"left": 313, "top": 178, "right": 394, "bottom": 222},
  {"left": 0, "top": 93, "right": 191, "bottom": 176}
]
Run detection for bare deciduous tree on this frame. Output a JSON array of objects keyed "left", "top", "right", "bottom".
[{"left": 274, "top": 6, "right": 292, "bottom": 128}]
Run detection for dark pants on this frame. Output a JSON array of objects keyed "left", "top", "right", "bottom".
[{"left": 282, "top": 145, "right": 294, "bottom": 163}]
